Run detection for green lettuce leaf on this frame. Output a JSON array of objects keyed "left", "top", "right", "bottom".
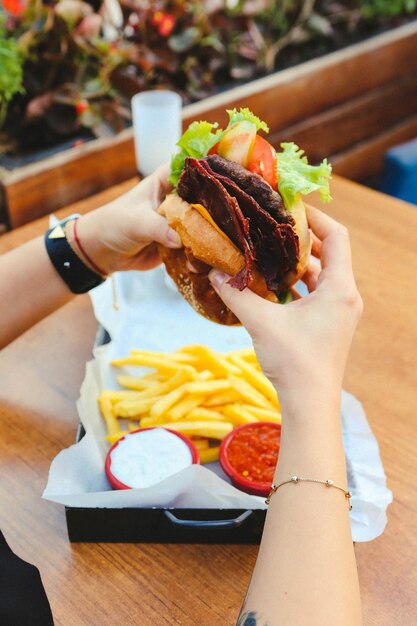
[
  {"left": 169, "top": 108, "right": 270, "bottom": 186},
  {"left": 169, "top": 121, "right": 222, "bottom": 187},
  {"left": 226, "top": 107, "right": 269, "bottom": 134},
  {"left": 277, "top": 143, "right": 332, "bottom": 209}
]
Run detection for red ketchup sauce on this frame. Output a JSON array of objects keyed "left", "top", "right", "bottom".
[{"left": 226, "top": 423, "right": 281, "bottom": 483}]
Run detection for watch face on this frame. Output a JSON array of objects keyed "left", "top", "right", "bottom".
[{"left": 45, "top": 216, "right": 104, "bottom": 294}]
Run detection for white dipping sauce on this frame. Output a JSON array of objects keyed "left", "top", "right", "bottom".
[{"left": 109, "top": 428, "right": 192, "bottom": 488}]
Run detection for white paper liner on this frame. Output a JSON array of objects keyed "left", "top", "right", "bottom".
[{"left": 43, "top": 268, "right": 392, "bottom": 542}]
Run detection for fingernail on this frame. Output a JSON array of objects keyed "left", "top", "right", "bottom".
[
  {"left": 209, "top": 269, "right": 227, "bottom": 290},
  {"left": 167, "top": 228, "right": 182, "bottom": 248}
]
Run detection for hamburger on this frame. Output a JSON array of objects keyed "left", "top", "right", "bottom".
[{"left": 158, "top": 108, "right": 332, "bottom": 325}]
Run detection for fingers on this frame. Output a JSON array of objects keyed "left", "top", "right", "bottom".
[
  {"left": 135, "top": 243, "right": 162, "bottom": 271},
  {"left": 130, "top": 162, "right": 172, "bottom": 208},
  {"left": 289, "top": 286, "right": 302, "bottom": 300},
  {"left": 209, "top": 270, "right": 277, "bottom": 332},
  {"left": 306, "top": 205, "right": 353, "bottom": 278},
  {"left": 133, "top": 208, "right": 182, "bottom": 249},
  {"left": 152, "top": 162, "right": 172, "bottom": 200},
  {"left": 300, "top": 262, "right": 320, "bottom": 293},
  {"left": 310, "top": 232, "right": 322, "bottom": 259},
  {"left": 305, "top": 203, "right": 336, "bottom": 240},
  {"left": 131, "top": 165, "right": 179, "bottom": 246}
]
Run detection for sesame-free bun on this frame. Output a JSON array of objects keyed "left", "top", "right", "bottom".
[{"left": 158, "top": 194, "right": 277, "bottom": 325}]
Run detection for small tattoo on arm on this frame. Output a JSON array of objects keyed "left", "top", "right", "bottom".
[{"left": 237, "top": 610, "right": 268, "bottom": 626}]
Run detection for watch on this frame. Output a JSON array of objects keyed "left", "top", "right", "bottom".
[{"left": 45, "top": 214, "right": 105, "bottom": 294}]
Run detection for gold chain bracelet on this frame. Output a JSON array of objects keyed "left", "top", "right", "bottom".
[{"left": 266, "top": 475, "right": 352, "bottom": 510}]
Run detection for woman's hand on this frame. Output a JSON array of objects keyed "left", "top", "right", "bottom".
[
  {"left": 69, "top": 164, "right": 181, "bottom": 275},
  {"left": 0, "top": 166, "right": 181, "bottom": 349},
  {"left": 228, "top": 206, "right": 364, "bottom": 626},
  {"left": 209, "top": 205, "right": 363, "bottom": 399}
]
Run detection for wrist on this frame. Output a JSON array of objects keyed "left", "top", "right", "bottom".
[
  {"left": 68, "top": 213, "right": 112, "bottom": 276},
  {"left": 45, "top": 216, "right": 105, "bottom": 294},
  {"left": 273, "top": 391, "right": 347, "bottom": 488},
  {"left": 277, "top": 383, "right": 342, "bottom": 428}
]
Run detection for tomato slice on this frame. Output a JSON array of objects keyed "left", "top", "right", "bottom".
[
  {"left": 207, "top": 142, "right": 219, "bottom": 156},
  {"left": 247, "top": 135, "right": 278, "bottom": 190},
  {"left": 216, "top": 121, "right": 257, "bottom": 168},
  {"left": 207, "top": 132, "right": 278, "bottom": 191}
]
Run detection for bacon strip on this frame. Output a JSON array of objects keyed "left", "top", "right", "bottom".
[
  {"left": 178, "top": 157, "right": 255, "bottom": 289},
  {"left": 201, "top": 160, "right": 299, "bottom": 290},
  {"left": 177, "top": 156, "right": 300, "bottom": 292},
  {"left": 206, "top": 154, "right": 292, "bottom": 225}
]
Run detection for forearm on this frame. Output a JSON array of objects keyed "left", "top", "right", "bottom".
[
  {"left": 0, "top": 171, "right": 180, "bottom": 350},
  {"left": 239, "top": 388, "right": 362, "bottom": 626},
  {"left": 0, "top": 237, "right": 73, "bottom": 349}
]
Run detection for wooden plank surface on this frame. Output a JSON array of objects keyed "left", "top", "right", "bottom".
[
  {"left": 2, "top": 131, "right": 138, "bottom": 230},
  {"left": 0, "top": 177, "right": 137, "bottom": 251},
  {"left": 331, "top": 114, "right": 417, "bottom": 180},
  {"left": 273, "top": 71, "right": 417, "bottom": 161},
  {"left": 0, "top": 176, "right": 416, "bottom": 625}
]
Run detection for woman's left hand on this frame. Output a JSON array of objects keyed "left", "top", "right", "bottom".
[{"left": 69, "top": 164, "right": 181, "bottom": 275}]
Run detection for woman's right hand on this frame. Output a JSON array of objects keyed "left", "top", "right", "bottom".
[
  {"left": 209, "top": 205, "right": 363, "bottom": 400},
  {"left": 226, "top": 206, "right": 364, "bottom": 626}
]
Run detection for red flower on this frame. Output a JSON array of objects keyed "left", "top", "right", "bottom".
[
  {"left": 151, "top": 11, "right": 175, "bottom": 38},
  {"left": 75, "top": 100, "right": 89, "bottom": 115},
  {"left": 3, "top": 0, "right": 26, "bottom": 16}
]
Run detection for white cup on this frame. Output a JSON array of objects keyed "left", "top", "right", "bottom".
[{"left": 131, "top": 90, "right": 182, "bottom": 177}]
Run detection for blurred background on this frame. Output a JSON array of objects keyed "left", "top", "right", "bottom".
[{"left": 1, "top": 0, "right": 416, "bottom": 229}]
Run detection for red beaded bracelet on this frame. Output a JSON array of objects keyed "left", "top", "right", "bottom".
[{"left": 73, "top": 218, "right": 107, "bottom": 278}]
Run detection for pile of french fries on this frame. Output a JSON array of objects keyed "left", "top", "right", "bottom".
[{"left": 98, "top": 345, "right": 281, "bottom": 464}]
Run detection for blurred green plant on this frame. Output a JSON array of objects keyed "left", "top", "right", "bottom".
[
  {"left": 360, "top": 0, "right": 417, "bottom": 18},
  {"left": 1, "top": 0, "right": 416, "bottom": 154},
  {"left": 1, "top": 0, "right": 132, "bottom": 151},
  {"left": 0, "top": 16, "right": 24, "bottom": 128}
]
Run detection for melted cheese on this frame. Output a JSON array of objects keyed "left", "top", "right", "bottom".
[{"left": 190, "top": 203, "right": 235, "bottom": 246}]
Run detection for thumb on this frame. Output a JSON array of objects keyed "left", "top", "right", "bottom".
[
  {"left": 209, "top": 269, "right": 273, "bottom": 333},
  {"left": 136, "top": 209, "right": 182, "bottom": 249}
]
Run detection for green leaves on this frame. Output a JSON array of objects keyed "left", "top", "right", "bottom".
[
  {"left": 169, "top": 116, "right": 332, "bottom": 212},
  {"left": 169, "top": 120, "right": 223, "bottom": 187},
  {"left": 361, "top": 0, "right": 416, "bottom": 18},
  {"left": 169, "top": 108, "right": 271, "bottom": 186},
  {"left": 0, "top": 31, "right": 25, "bottom": 127},
  {"left": 227, "top": 107, "right": 269, "bottom": 134},
  {"left": 277, "top": 142, "right": 332, "bottom": 209}
]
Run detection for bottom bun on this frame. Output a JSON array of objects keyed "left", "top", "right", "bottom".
[{"left": 159, "top": 246, "right": 241, "bottom": 325}]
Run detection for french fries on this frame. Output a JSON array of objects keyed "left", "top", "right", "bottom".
[
  {"left": 167, "top": 395, "right": 207, "bottom": 420},
  {"left": 228, "top": 376, "right": 276, "bottom": 410},
  {"left": 98, "top": 345, "right": 281, "bottom": 464},
  {"left": 150, "top": 420, "right": 233, "bottom": 440},
  {"left": 199, "top": 446, "right": 220, "bottom": 464},
  {"left": 229, "top": 355, "right": 280, "bottom": 408},
  {"left": 98, "top": 396, "right": 119, "bottom": 436}
]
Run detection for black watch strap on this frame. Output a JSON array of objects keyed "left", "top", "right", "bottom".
[{"left": 45, "top": 215, "right": 105, "bottom": 294}]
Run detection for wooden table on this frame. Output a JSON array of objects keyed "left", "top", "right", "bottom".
[{"left": 0, "top": 176, "right": 416, "bottom": 626}]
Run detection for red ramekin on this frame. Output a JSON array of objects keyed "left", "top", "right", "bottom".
[
  {"left": 105, "top": 427, "right": 200, "bottom": 490},
  {"left": 220, "top": 421, "right": 281, "bottom": 497}
]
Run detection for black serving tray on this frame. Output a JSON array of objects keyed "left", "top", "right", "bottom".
[
  {"left": 66, "top": 506, "right": 266, "bottom": 543},
  {"left": 65, "top": 422, "right": 267, "bottom": 543}
]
